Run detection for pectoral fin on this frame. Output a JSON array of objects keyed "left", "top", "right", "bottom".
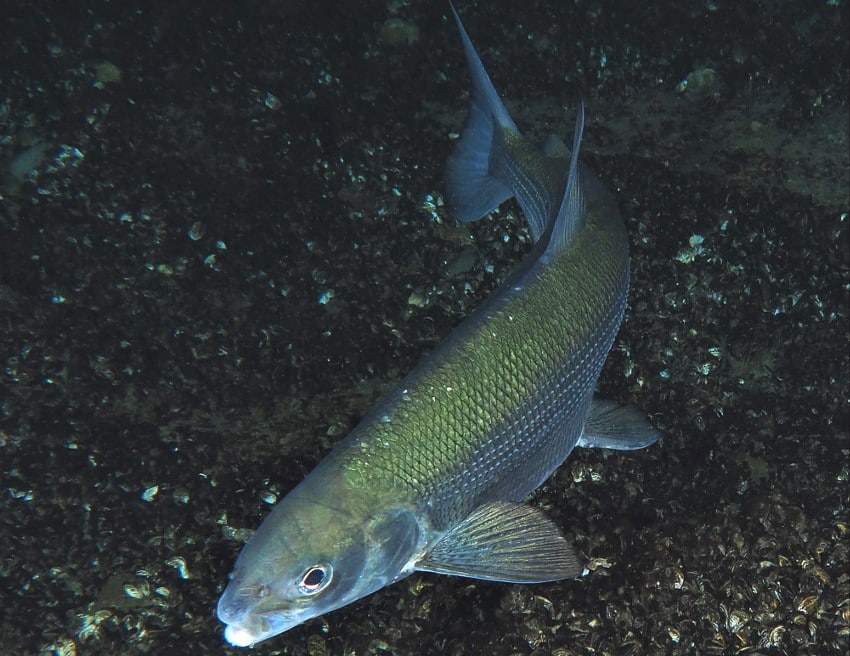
[{"left": 415, "top": 501, "right": 583, "bottom": 583}]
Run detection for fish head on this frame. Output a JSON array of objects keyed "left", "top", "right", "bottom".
[{"left": 217, "top": 483, "right": 420, "bottom": 646}]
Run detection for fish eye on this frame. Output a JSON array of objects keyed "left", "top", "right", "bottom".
[{"left": 297, "top": 564, "right": 332, "bottom": 596}]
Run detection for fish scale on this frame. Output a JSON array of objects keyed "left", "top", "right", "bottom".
[{"left": 294, "top": 189, "right": 628, "bottom": 543}]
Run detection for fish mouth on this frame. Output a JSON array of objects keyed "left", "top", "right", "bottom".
[
  {"left": 223, "top": 623, "right": 262, "bottom": 648},
  {"left": 217, "top": 586, "right": 302, "bottom": 647},
  {"left": 219, "top": 608, "right": 302, "bottom": 647}
]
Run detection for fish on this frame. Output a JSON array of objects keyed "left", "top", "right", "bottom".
[{"left": 216, "top": 2, "right": 659, "bottom": 647}]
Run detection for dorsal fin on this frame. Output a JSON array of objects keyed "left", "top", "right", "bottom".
[{"left": 542, "top": 102, "right": 586, "bottom": 259}]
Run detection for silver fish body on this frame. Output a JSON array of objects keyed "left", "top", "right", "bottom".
[{"left": 216, "top": 3, "right": 658, "bottom": 647}]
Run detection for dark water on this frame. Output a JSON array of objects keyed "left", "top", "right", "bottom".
[{"left": 1, "top": 1, "right": 847, "bottom": 654}]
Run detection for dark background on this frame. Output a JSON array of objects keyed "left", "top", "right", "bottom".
[{"left": 1, "top": 1, "right": 847, "bottom": 654}]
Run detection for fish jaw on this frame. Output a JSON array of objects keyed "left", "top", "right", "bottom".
[
  {"left": 216, "top": 578, "right": 308, "bottom": 647},
  {"left": 221, "top": 611, "right": 299, "bottom": 648}
]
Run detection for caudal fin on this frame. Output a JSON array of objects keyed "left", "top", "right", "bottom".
[
  {"left": 445, "top": 2, "right": 586, "bottom": 253},
  {"left": 444, "top": 2, "right": 517, "bottom": 224}
]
